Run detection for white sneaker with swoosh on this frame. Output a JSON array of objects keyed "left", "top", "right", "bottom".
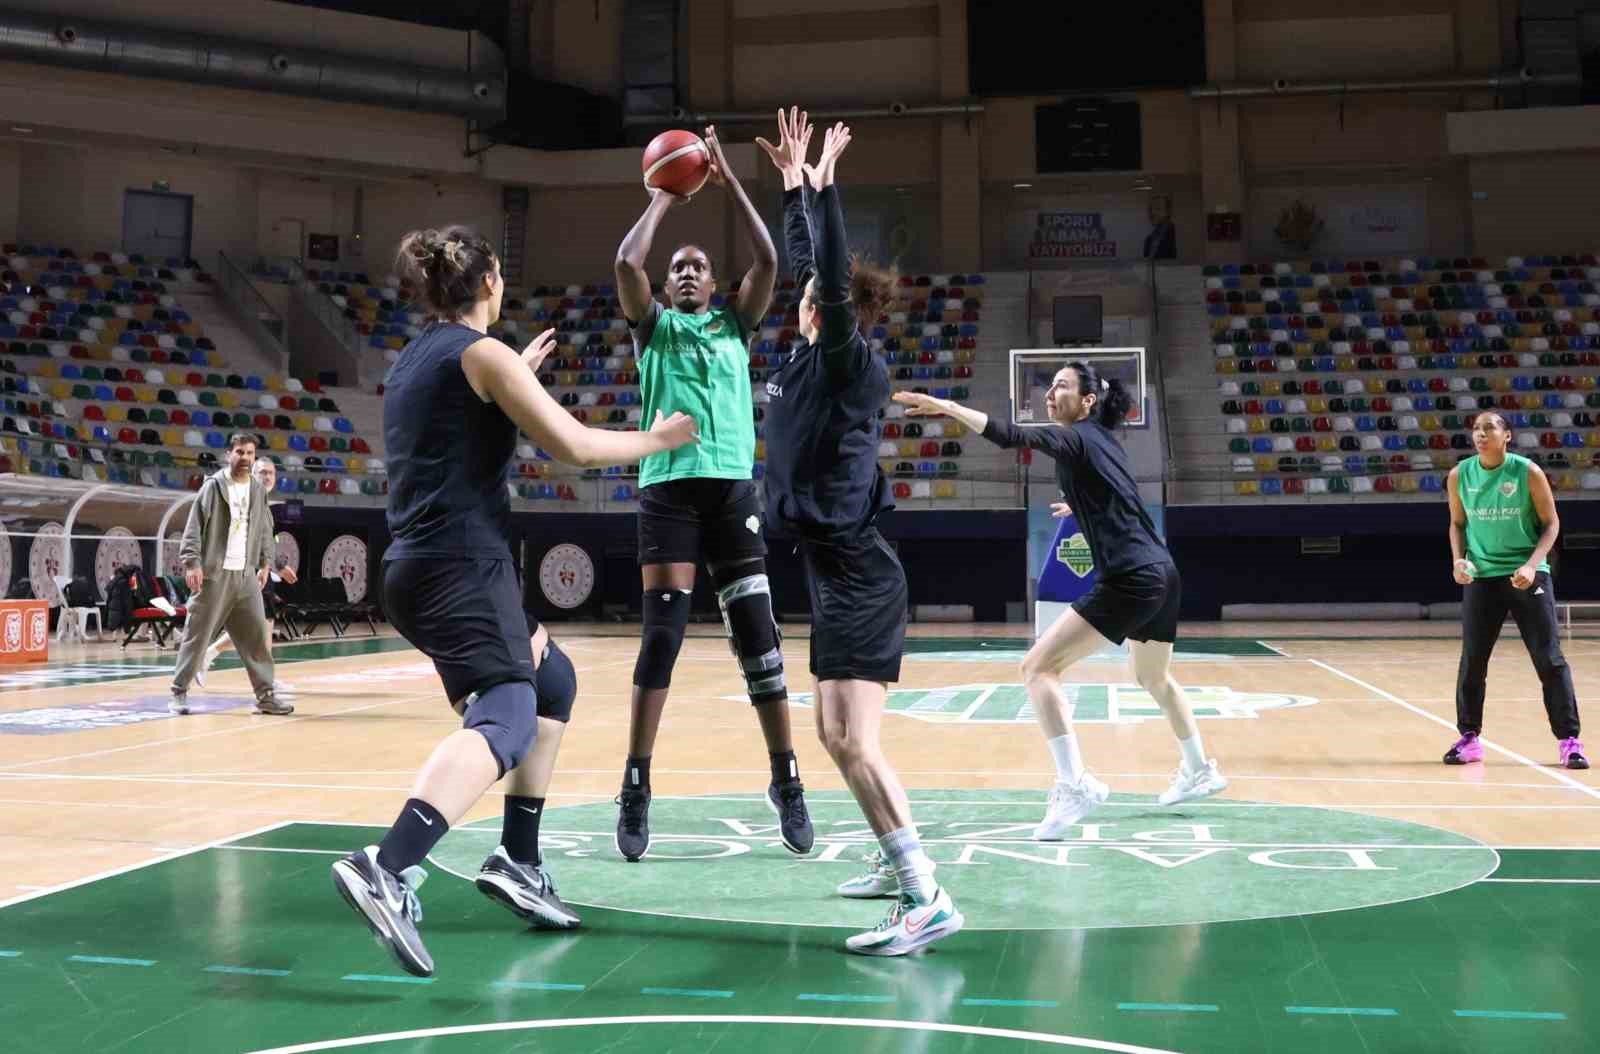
[
  {"left": 844, "top": 885, "right": 963, "bottom": 956},
  {"left": 330, "top": 845, "right": 434, "bottom": 977}
]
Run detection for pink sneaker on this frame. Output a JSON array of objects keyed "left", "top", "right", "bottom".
[
  {"left": 1559, "top": 738, "right": 1589, "bottom": 770},
  {"left": 1444, "top": 733, "right": 1483, "bottom": 765}
]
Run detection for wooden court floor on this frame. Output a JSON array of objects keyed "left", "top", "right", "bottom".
[{"left": 1, "top": 621, "right": 1597, "bottom": 1053}]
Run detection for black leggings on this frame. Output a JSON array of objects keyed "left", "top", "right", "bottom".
[{"left": 1456, "top": 571, "right": 1580, "bottom": 739}]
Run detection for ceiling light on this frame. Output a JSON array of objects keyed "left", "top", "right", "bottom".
[
  {"left": 11, "top": 126, "right": 32, "bottom": 134},
  {"left": 1013, "top": 182, "right": 1032, "bottom": 189}
]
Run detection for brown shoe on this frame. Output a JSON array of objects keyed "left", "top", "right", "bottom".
[{"left": 254, "top": 694, "right": 294, "bottom": 716}]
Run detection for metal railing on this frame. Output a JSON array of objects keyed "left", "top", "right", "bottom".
[{"left": 214, "top": 250, "right": 288, "bottom": 371}]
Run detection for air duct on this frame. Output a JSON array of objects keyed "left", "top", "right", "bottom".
[
  {"left": 0, "top": 8, "right": 504, "bottom": 119},
  {"left": 1188, "top": 69, "right": 1578, "bottom": 100}
]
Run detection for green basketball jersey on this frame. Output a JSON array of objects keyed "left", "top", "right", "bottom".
[
  {"left": 1457, "top": 452, "right": 1548, "bottom": 577},
  {"left": 636, "top": 303, "right": 755, "bottom": 488}
]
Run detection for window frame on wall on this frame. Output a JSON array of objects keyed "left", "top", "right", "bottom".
[{"left": 622, "top": 0, "right": 681, "bottom": 123}]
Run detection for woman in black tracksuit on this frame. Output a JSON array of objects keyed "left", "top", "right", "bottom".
[
  {"left": 895, "top": 365, "right": 1229, "bottom": 839},
  {"left": 758, "top": 108, "right": 962, "bottom": 957}
]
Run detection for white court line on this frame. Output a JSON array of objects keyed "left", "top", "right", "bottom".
[
  {"left": 2, "top": 694, "right": 429, "bottom": 772},
  {"left": 0, "top": 819, "right": 292, "bottom": 910},
  {"left": 242, "top": 1015, "right": 1181, "bottom": 1054},
  {"left": 31, "top": 767, "right": 1577, "bottom": 793},
  {"left": 1308, "top": 658, "right": 1600, "bottom": 801},
  {"left": 1482, "top": 877, "right": 1600, "bottom": 884},
  {"left": 1255, "top": 639, "right": 1290, "bottom": 657},
  {"left": 0, "top": 797, "right": 344, "bottom": 816},
  {"left": 0, "top": 773, "right": 1594, "bottom": 811}
]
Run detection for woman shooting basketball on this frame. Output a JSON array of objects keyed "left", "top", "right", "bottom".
[
  {"left": 758, "top": 108, "right": 962, "bottom": 955},
  {"left": 1445, "top": 411, "right": 1586, "bottom": 769},
  {"left": 612, "top": 126, "right": 814, "bottom": 862},
  {"left": 894, "top": 366, "right": 1228, "bottom": 838}
]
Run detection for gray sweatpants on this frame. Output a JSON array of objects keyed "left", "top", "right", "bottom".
[{"left": 172, "top": 569, "right": 275, "bottom": 701}]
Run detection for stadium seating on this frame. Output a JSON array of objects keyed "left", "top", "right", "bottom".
[{"left": 1206, "top": 254, "right": 1600, "bottom": 498}]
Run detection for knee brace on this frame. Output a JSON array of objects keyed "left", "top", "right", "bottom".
[
  {"left": 712, "top": 560, "right": 786, "bottom": 704},
  {"left": 534, "top": 639, "right": 577, "bottom": 723},
  {"left": 462, "top": 680, "right": 539, "bottom": 778},
  {"left": 633, "top": 589, "right": 690, "bottom": 690}
]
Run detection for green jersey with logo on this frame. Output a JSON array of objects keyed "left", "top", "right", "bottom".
[
  {"left": 635, "top": 303, "right": 754, "bottom": 488},
  {"left": 1457, "top": 452, "right": 1547, "bottom": 577}
]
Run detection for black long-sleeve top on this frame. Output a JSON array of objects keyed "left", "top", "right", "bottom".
[
  {"left": 982, "top": 417, "right": 1170, "bottom": 579},
  {"left": 762, "top": 183, "right": 892, "bottom": 540}
]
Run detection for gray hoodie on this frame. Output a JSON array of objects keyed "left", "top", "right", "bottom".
[{"left": 180, "top": 468, "right": 274, "bottom": 578}]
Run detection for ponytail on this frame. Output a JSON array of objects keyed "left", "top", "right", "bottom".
[
  {"left": 394, "top": 225, "right": 498, "bottom": 321},
  {"left": 1067, "top": 361, "right": 1133, "bottom": 429}
]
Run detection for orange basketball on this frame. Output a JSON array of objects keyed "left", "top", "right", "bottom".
[{"left": 642, "top": 129, "right": 709, "bottom": 197}]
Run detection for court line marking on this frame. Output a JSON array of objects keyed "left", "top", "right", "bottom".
[
  {"left": 1117, "top": 1003, "right": 1218, "bottom": 1013},
  {"left": 3, "top": 773, "right": 1592, "bottom": 810},
  {"left": 206, "top": 965, "right": 292, "bottom": 977},
  {"left": 67, "top": 954, "right": 155, "bottom": 966},
  {"left": 0, "top": 819, "right": 292, "bottom": 910},
  {"left": 492, "top": 980, "right": 585, "bottom": 992},
  {"left": 1308, "top": 659, "right": 1600, "bottom": 801},
  {"left": 1480, "top": 877, "right": 1600, "bottom": 884},
  {"left": 41, "top": 768, "right": 1579, "bottom": 793},
  {"left": 239, "top": 1014, "right": 1185, "bottom": 1054},
  {"left": 642, "top": 987, "right": 735, "bottom": 999},
  {"left": 1454, "top": 1010, "right": 1567, "bottom": 1020},
  {"left": 1, "top": 696, "right": 424, "bottom": 772},
  {"left": 1285, "top": 1006, "right": 1398, "bottom": 1017}
]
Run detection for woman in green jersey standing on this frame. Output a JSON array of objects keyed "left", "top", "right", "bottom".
[
  {"left": 611, "top": 126, "right": 814, "bottom": 861},
  {"left": 1446, "top": 411, "right": 1586, "bottom": 769}
]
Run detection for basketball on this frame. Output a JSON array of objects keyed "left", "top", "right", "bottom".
[{"left": 642, "top": 129, "right": 709, "bottom": 197}]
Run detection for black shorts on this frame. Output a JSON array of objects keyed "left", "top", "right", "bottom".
[
  {"left": 802, "top": 529, "right": 908, "bottom": 683},
  {"left": 637, "top": 477, "right": 767, "bottom": 567},
  {"left": 1072, "top": 561, "right": 1182, "bottom": 645},
  {"left": 383, "top": 557, "right": 536, "bottom": 705}
]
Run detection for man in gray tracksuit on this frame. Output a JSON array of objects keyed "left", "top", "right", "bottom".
[{"left": 170, "top": 433, "right": 289, "bottom": 715}]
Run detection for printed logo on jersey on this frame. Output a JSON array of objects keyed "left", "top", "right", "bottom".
[
  {"left": 766, "top": 382, "right": 784, "bottom": 398},
  {"left": 1499, "top": 480, "right": 1518, "bottom": 498},
  {"left": 706, "top": 318, "right": 726, "bottom": 335},
  {"left": 1056, "top": 532, "right": 1094, "bottom": 577},
  {"left": 745, "top": 515, "right": 760, "bottom": 535}
]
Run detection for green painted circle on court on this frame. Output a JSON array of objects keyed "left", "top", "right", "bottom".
[{"left": 433, "top": 791, "right": 1496, "bottom": 931}]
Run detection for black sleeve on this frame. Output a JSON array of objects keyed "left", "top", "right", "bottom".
[
  {"left": 783, "top": 186, "right": 816, "bottom": 288},
  {"left": 981, "top": 418, "right": 1083, "bottom": 463},
  {"left": 811, "top": 184, "right": 871, "bottom": 384},
  {"left": 627, "top": 300, "right": 663, "bottom": 352}
]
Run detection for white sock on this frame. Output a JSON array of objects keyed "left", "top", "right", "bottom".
[
  {"left": 1046, "top": 733, "right": 1085, "bottom": 784},
  {"left": 1178, "top": 734, "right": 1207, "bottom": 773},
  {"left": 878, "top": 826, "right": 934, "bottom": 905}
]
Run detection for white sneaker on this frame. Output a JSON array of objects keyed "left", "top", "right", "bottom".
[
  {"left": 272, "top": 681, "right": 296, "bottom": 700},
  {"left": 1158, "top": 759, "right": 1228, "bottom": 806},
  {"left": 845, "top": 885, "right": 963, "bottom": 957},
  {"left": 194, "top": 643, "right": 221, "bottom": 689},
  {"left": 836, "top": 851, "right": 937, "bottom": 899},
  {"left": 1032, "top": 773, "right": 1110, "bottom": 840}
]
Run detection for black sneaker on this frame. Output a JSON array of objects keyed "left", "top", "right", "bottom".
[
  {"left": 476, "top": 846, "right": 581, "bottom": 929},
  {"left": 615, "top": 786, "right": 651, "bottom": 861},
  {"left": 767, "top": 778, "right": 814, "bottom": 855},
  {"left": 330, "top": 845, "right": 433, "bottom": 977}
]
